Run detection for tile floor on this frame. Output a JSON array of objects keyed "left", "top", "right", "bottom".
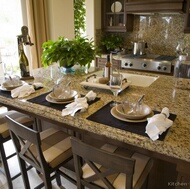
[{"left": 0, "top": 107, "right": 77, "bottom": 189}]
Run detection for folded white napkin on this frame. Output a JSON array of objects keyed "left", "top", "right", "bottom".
[
  {"left": 11, "top": 83, "right": 36, "bottom": 98},
  {"left": 62, "top": 90, "right": 97, "bottom": 116},
  {"left": 32, "top": 82, "right": 44, "bottom": 90},
  {"left": 145, "top": 107, "right": 173, "bottom": 141}
]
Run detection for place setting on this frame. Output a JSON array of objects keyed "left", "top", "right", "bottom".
[
  {"left": 0, "top": 75, "right": 25, "bottom": 91},
  {"left": 110, "top": 93, "right": 154, "bottom": 123},
  {"left": 46, "top": 81, "right": 78, "bottom": 104},
  {"left": 28, "top": 78, "right": 100, "bottom": 112},
  {"left": 87, "top": 92, "right": 177, "bottom": 141},
  {"left": 0, "top": 75, "right": 44, "bottom": 98}
]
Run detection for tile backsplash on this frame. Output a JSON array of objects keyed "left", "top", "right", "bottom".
[{"left": 97, "top": 13, "right": 190, "bottom": 56}]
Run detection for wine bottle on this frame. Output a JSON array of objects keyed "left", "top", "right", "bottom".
[
  {"left": 104, "top": 54, "right": 112, "bottom": 79},
  {"left": 19, "top": 43, "right": 29, "bottom": 77}
]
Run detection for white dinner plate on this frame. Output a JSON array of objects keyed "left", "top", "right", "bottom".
[
  {"left": 46, "top": 94, "right": 74, "bottom": 104},
  {"left": 111, "top": 106, "right": 154, "bottom": 123},
  {"left": 111, "top": 1, "right": 122, "bottom": 12},
  {"left": 49, "top": 90, "right": 77, "bottom": 102},
  {"left": 0, "top": 86, "right": 11, "bottom": 91},
  {"left": 1, "top": 80, "right": 25, "bottom": 90},
  {"left": 116, "top": 103, "right": 152, "bottom": 120}
]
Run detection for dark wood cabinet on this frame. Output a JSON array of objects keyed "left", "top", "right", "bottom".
[
  {"left": 125, "top": 0, "right": 185, "bottom": 13},
  {"left": 184, "top": 0, "right": 190, "bottom": 33},
  {"left": 102, "top": 0, "right": 134, "bottom": 32},
  {"left": 96, "top": 57, "right": 121, "bottom": 69}
]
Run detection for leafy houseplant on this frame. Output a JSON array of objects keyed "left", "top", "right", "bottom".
[
  {"left": 101, "top": 33, "right": 124, "bottom": 52},
  {"left": 41, "top": 36, "right": 100, "bottom": 69}
]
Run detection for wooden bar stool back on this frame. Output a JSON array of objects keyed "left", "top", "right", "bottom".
[
  {"left": 0, "top": 110, "right": 34, "bottom": 189},
  {"left": 70, "top": 137, "right": 153, "bottom": 189},
  {"left": 6, "top": 115, "right": 76, "bottom": 189}
]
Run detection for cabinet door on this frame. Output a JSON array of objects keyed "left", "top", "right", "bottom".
[
  {"left": 126, "top": 0, "right": 185, "bottom": 13},
  {"left": 102, "top": 0, "right": 133, "bottom": 32},
  {"left": 96, "top": 57, "right": 121, "bottom": 69},
  {"left": 184, "top": 0, "right": 190, "bottom": 33}
]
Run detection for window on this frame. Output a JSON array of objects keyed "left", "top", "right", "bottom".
[{"left": 0, "top": 0, "right": 23, "bottom": 79}]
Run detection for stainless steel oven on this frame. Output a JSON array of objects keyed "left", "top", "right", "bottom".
[{"left": 121, "top": 54, "right": 176, "bottom": 75}]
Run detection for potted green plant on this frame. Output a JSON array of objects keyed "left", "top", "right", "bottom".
[
  {"left": 41, "top": 36, "right": 100, "bottom": 70},
  {"left": 101, "top": 33, "right": 124, "bottom": 53}
]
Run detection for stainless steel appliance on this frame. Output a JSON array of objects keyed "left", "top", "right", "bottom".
[{"left": 121, "top": 54, "right": 176, "bottom": 74}]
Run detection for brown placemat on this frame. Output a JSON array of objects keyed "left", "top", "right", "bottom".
[
  {"left": 27, "top": 92, "right": 100, "bottom": 111},
  {"left": 87, "top": 101, "right": 177, "bottom": 141}
]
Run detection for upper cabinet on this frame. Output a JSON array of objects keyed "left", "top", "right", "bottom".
[
  {"left": 102, "top": 0, "right": 134, "bottom": 32},
  {"left": 125, "top": 0, "right": 186, "bottom": 13},
  {"left": 184, "top": 0, "right": 190, "bottom": 33}
]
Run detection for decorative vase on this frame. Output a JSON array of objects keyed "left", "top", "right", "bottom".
[
  {"left": 59, "top": 61, "right": 75, "bottom": 74},
  {"left": 73, "top": 64, "right": 88, "bottom": 75}
]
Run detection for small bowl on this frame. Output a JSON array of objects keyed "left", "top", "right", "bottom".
[
  {"left": 116, "top": 103, "right": 152, "bottom": 120},
  {"left": 49, "top": 90, "right": 77, "bottom": 102},
  {"left": 2, "top": 80, "right": 24, "bottom": 90}
]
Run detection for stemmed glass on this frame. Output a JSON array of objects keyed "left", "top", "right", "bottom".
[
  {"left": 109, "top": 73, "right": 122, "bottom": 107},
  {"left": 3, "top": 62, "right": 13, "bottom": 78}
]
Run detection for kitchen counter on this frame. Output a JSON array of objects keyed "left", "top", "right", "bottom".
[{"left": 0, "top": 68, "right": 190, "bottom": 171}]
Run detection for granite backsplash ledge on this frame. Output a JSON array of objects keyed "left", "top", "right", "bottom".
[{"left": 97, "top": 14, "right": 190, "bottom": 56}]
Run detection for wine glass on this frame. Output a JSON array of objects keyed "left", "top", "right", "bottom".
[
  {"left": 3, "top": 62, "right": 13, "bottom": 78},
  {"left": 176, "top": 40, "right": 186, "bottom": 56},
  {"left": 109, "top": 73, "right": 122, "bottom": 107}
]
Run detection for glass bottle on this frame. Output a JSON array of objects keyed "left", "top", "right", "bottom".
[
  {"left": 104, "top": 54, "right": 112, "bottom": 79},
  {"left": 19, "top": 43, "right": 29, "bottom": 77}
]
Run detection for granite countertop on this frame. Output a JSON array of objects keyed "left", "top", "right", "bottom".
[{"left": 0, "top": 68, "right": 190, "bottom": 164}]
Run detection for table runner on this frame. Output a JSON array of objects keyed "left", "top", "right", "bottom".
[
  {"left": 87, "top": 101, "right": 177, "bottom": 141},
  {"left": 27, "top": 92, "right": 100, "bottom": 111}
]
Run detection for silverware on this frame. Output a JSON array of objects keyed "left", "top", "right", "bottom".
[{"left": 138, "top": 94, "right": 145, "bottom": 105}]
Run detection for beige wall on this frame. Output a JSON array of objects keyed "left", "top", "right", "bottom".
[
  {"left": 47, "top": 0, "right": 75, "bottom": 40},
  {"left": 47, "top": 0, "right": 101, "bottom": 41}
]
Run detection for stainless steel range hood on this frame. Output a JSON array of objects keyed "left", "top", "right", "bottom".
[{"left": 126, "top": 0, "right": 186, "bottom": 14}]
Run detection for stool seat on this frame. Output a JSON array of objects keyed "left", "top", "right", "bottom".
[
  {"left": 0, "top": 111, "right": 33, "bottom": 138},
  {"left": 0, "top": 110, "right": 34, "bottom": 189},
  {"left": 6, "top": 115, "right": 76, "bottom": 189},
  {"left": 71, "top": 137, "right": 154, "bottom": 189}
]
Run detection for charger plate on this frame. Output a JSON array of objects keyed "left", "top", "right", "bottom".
[
  {"left": 46, "top": 94, "right": 74, "bottom": 104},
  {"left": 111, "top": 106, "right": 154, "bottom": 123}
]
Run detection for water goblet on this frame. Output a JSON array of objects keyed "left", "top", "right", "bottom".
[{"left": 109, "top": 73, "right": 122, "bottom": 107}]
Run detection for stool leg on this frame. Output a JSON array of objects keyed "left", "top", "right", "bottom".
[
  {"left": 0, "top": 142, "right": 13, "bottom": 189},
  {"left": 55, "top": 170, "right": 62, "bottom": 186},
  {"left": 17, "top": 158, "right": 31, "bottom": 189}
]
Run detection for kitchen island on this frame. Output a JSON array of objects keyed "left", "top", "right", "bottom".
[{"left": 0, "top": 68, "right": 190, "bottom": 188}]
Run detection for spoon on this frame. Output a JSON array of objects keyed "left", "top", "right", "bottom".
[{"left": 138, "top": 94, "right": 145, "bottom": 105}]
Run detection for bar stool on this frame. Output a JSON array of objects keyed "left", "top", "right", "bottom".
[
  {"left": 6, "top": 114, "right": 76, "bottom": 189},
  {"left": 0, "top": 110, "right": 34, "bottom": 189},
  {"left": 71, "top": 137, "right": 154, "bottom": 189}
]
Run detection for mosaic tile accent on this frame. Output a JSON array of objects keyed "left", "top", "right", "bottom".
[
  {"left": 127, "top": 14, "right": 187, "bottom": 56},
  {"left": 97, "top": 14, "right": 190, "bottom": 56}
]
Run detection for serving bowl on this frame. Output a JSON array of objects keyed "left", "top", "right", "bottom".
[
  {"left": 49, "top": 90, "right": 77, "bottom": 102},
  {"left": 116, "top": 103, "right": 152, "bottom": 120}
]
